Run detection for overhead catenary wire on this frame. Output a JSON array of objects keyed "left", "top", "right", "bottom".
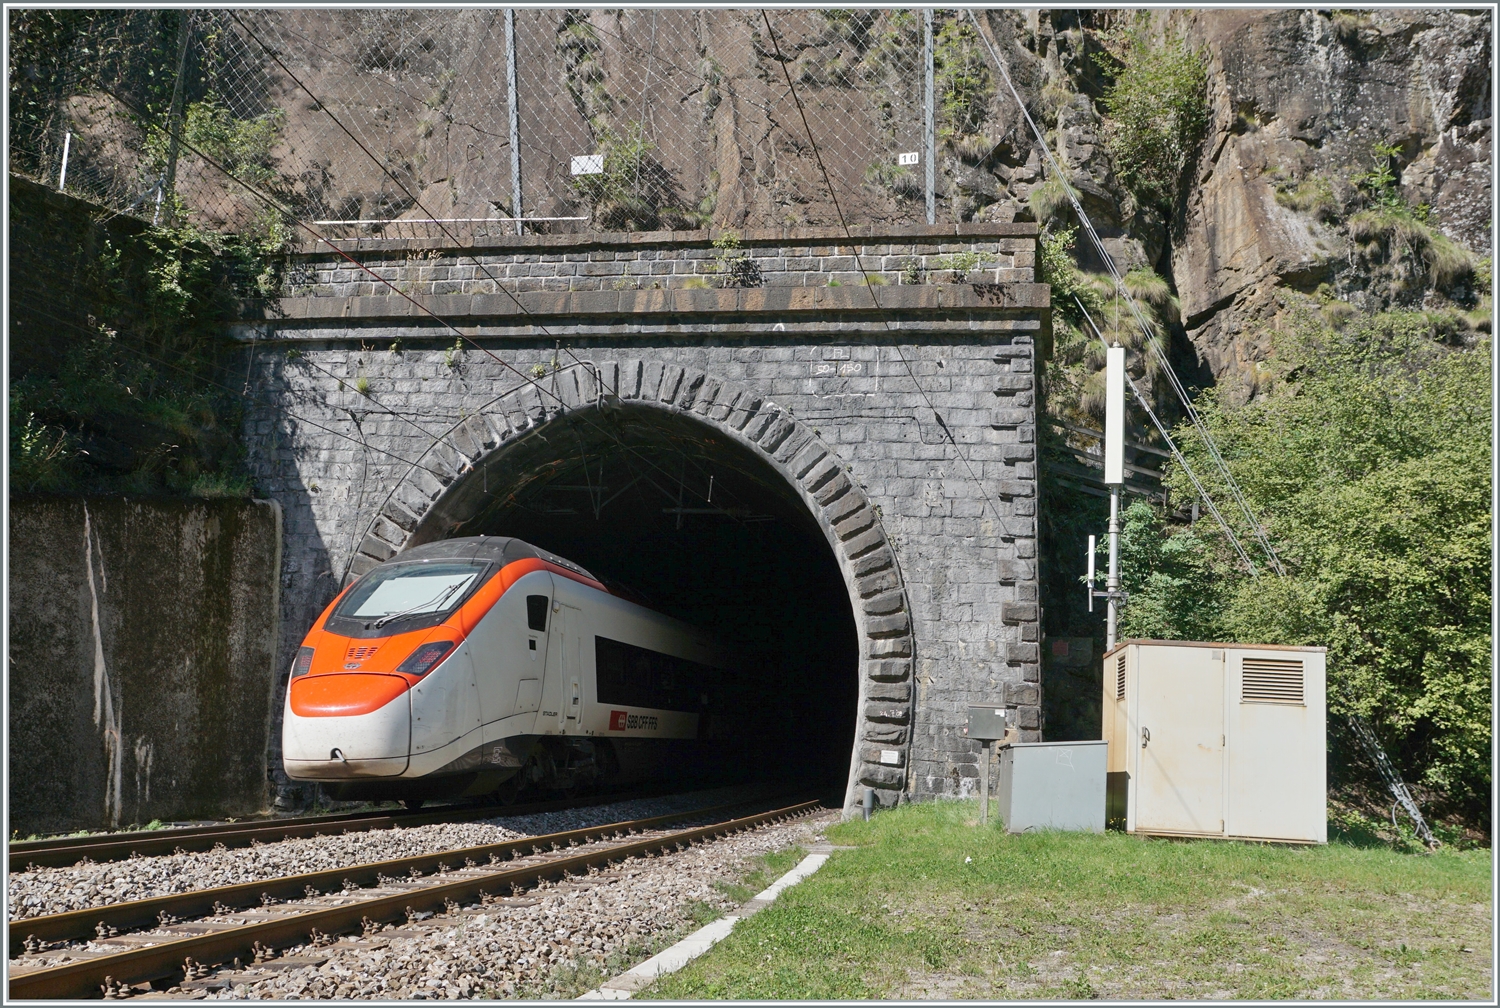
[
  {"left": 97, "top": 71, "right": 758, "bottom": 538},
  {"left": 962, "top": 8, "right": 1284, "bottom": 577}
]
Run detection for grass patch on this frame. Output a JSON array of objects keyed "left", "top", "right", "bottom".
[
  {"left": 1275, "top": 177, "right": 1339, "bottom": 221},
  {"left": 509, "top": 844, "right": 809, "bottom": 999},
  {"left": 715, "top": 846, "right": 806, "bottom": 905},
  {"left": 642, "top": 800, "right": 1490, "bottom": 1000}
]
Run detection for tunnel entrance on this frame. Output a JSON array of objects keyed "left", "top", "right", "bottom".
[{"left": 403, "top": 401, "right": 861, "bottom": 801}]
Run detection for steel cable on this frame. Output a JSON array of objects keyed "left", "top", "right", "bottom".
[
  {"left": 758, "top": 10, "right": 1008, "bottom": 532},
  {"left": 226, "top": 11, "right": 785, "bottom": 530},
  {"left": 963, "top": 8, "right": 1284, "bottom": 577}
]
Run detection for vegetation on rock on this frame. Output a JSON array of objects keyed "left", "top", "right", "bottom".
[
  {"left": 9, "top": 197, "right": 261, "bottom": 498},
  {"left": 1092, "top": 18, "right": 1209, "bottom": 212}
]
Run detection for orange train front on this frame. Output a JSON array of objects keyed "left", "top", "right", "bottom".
[{"left": 282, "top": 536, "right": 725, "bottom": 804}]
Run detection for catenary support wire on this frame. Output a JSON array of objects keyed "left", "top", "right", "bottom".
[{"left": 963, "top": 8, "right": 1284, "bottom": 577}]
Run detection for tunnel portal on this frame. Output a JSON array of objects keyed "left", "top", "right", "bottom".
[
  {"left": 421, "top": 403, "right": 861, "bottom": 797},
  {"left": 243, "top": 223, "right": 1048, "bottom": 814}
]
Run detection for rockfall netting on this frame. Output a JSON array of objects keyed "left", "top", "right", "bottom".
[{"left": 9, "top": 8, "right": 1037, "bottom": 243}]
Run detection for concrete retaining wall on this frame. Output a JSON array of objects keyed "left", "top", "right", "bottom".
[{"left": 8, "top": 496, "right": 282, "bottom": 836}]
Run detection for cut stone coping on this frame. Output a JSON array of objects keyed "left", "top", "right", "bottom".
[{"left": 577, "top": 843, "right": 853, "bottom": 1000}]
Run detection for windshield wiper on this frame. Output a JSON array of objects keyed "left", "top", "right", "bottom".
[{"left": 371, "top": 580, "right": 468, "bottom": 629}]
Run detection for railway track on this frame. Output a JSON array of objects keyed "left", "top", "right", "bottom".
[
  {"left": 9, "top": 797, "right": 820, "bottom": 1000},
  {"left": 8, "top": 790, "right": 664, "bottom": 872}
]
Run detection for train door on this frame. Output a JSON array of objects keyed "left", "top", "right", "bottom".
[
  {"left": 563, "top": 604, "right": 582, "bottom": 732},
  {"left": 514, "top": 589, "right": 550, "bottom": 718},
  {"left": 466, "top": 577, "right": 550, "bottom": 726},
  {"left": 542, "top": 601, "right": 581, "bottom": 734}
]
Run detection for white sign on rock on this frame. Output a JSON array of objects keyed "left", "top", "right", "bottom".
[{"left": 571, "top": 154, "right": 604, "bottom": 176}]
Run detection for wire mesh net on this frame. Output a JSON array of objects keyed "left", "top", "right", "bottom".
[{"left": 10, "top": 9, "right": 1028, "bottom": 243}]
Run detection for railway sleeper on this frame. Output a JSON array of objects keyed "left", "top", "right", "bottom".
[
  {"left": 9, "top": 795, "right": 776, "bottom": 948},
  {"left": 9, "top": 800, "right": 818, "bottom": 1000},
  {"left": 8, "top": 789, "right": 659, "bottom": 873}
]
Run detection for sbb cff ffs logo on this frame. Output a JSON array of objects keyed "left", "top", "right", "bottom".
[{"left": 609, "top": 710, "right": 659, "bottom": 731}]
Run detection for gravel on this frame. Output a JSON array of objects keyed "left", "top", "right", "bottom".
[
  {"left": 199, "top": 810, "right": 835, "bottom": 1000},
  {"left": 7, "top": 787, "right": 764, "bottom": 922}
]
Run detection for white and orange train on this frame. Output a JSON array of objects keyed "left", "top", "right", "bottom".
[{"left": 282, "top": 537, "right": 725, "bottom": 804}]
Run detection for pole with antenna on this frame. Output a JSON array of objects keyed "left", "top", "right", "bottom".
[{"left": 1102, "top": 343, "right": 1127, "bottom": 648}]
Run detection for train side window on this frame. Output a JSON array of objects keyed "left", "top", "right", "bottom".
[{"left": 526, "top": 595, "right": 549, "bottom": 632}]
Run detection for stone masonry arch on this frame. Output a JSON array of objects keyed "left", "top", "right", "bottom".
[
  {"left": 344, "top": 359, "right": 914, "bottom": 810},
  {"left": 241, "top": 223, "right": 1049, "bottom": 815}
]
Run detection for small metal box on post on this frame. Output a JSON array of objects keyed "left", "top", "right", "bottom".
[{"left": 965, "top": 704, "right": 1017, "bottom": 825}]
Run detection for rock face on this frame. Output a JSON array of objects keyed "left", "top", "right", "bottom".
[
  {"left": 1169, "top": 8, "right": 1492, "bottom": 387},
  {"left": 973, "top": 7, "right": 1490, "bottom": 391},
  {"left": 29, "top": 8, "right": 1491, "bottom": 389}
]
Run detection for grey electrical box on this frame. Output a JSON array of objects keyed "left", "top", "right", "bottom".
[
  {"left": 996, "top": 740, "right": 1107, "bottom": 833},
  {"left": 966, "top": 704, "right": 1011, "bottom": 741}
]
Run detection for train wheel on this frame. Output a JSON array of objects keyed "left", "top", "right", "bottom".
[
  {"left": 400, "top": 798, "right": 426, "bottom": 810},
  {"left": 489, "top": 775, "right": 523, "bottom": 806}
]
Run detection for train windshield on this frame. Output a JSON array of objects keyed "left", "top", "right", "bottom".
[{"left": 331, "top": 560, "right": 491, "bottom": 634}]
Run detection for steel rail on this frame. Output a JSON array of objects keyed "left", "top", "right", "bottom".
[
  {"left": 8, "top": 794, "right": 794, "bottom": 946},
  {"left": 8, "top": 790, "right": 665, "bottom": 872},
  {"left": 8, "top": 800, "right": 819, "bottom": 1000}
]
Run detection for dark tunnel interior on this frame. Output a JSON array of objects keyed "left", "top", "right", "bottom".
[{"left": 424, "top": 403, "right": 861, "bottom": 802}]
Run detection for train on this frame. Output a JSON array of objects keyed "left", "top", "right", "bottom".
[{"left": 282, "top": 536, "right": 726, "bottom": 805}]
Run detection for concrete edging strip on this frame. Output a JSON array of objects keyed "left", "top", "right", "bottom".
[{"left": 577, "top": 844, "right": 843, "bottom": 1000}]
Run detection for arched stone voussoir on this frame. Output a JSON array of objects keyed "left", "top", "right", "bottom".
[{"left": 349, "top": 365, "right": 915, "bottom": 814}]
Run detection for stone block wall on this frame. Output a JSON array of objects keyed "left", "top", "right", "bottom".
[
  {"left": 237, "top": 225, "right": 1047, "bottom": 808},
  {"left": 278, "top": 224, "right": 1036, "bottom": 299}
]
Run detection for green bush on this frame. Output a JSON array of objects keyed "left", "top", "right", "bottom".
[
  {"left": 709, "top": 229, "right": 762, "bottom": 288},
  {"left": 1343, "top": 140, "right": 1476, "bottom": 292},
  {"left": 933, "top": 16, "right": 991, "bottom": 142},
  {"left": 1036, "top": 226, "right": 1097, "bottom": 316},
  {"left": 9, "top": 406, "right": 76, "bottom": 493},
  {"left": 934, "top": 249, "right": 994, "bottom": 281},
  {"left": 8, "top": 218, "right": 250, "bottom": 497},
  {"left": 569, "top": 121, "right": 676, "bottom": 232},
  {"left": 1093, "top": 20, "right": 1208, "bottom": 210},
  {"left": 1123, "top": 311, "right": 1491, "bottom": 821}
]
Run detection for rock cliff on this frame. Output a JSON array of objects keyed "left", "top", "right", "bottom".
[
  {"left": 966, "top": 8, "right": 1490, "bottom": 395},
  {"left": 28, "top": 7, "right": 1493, "bottom": 393}
]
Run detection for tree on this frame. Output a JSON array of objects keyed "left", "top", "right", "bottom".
[{"left": 1122, "top": 311, "right": 1491, "bottom": 818}]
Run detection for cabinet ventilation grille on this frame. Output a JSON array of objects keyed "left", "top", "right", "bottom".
[
  {"left": 1242, "top": 658, "right": 1304, "bottom": 704},
  {"left": 1115, "top": 653, "right": 1127, "bottom": 700}
]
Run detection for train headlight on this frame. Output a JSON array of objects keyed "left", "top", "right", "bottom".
[
  {"left": 291, "top": 646, "right": 315, "bottom": 678},
  {"left": 396, "top": 640, "right": 456, "bottom": 677}
]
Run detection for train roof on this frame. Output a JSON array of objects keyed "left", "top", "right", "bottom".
[{"left": 394, "top": 536, "right": 597, "bottom": 582}]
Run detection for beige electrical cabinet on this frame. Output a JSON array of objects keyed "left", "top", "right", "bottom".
[{"left": 1102, "top": 640, "right": 1327, "bottom": 844}]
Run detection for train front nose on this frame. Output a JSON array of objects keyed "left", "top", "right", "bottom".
[{"left": 283, "top": 673, "right": 412, "bottom": 779}]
